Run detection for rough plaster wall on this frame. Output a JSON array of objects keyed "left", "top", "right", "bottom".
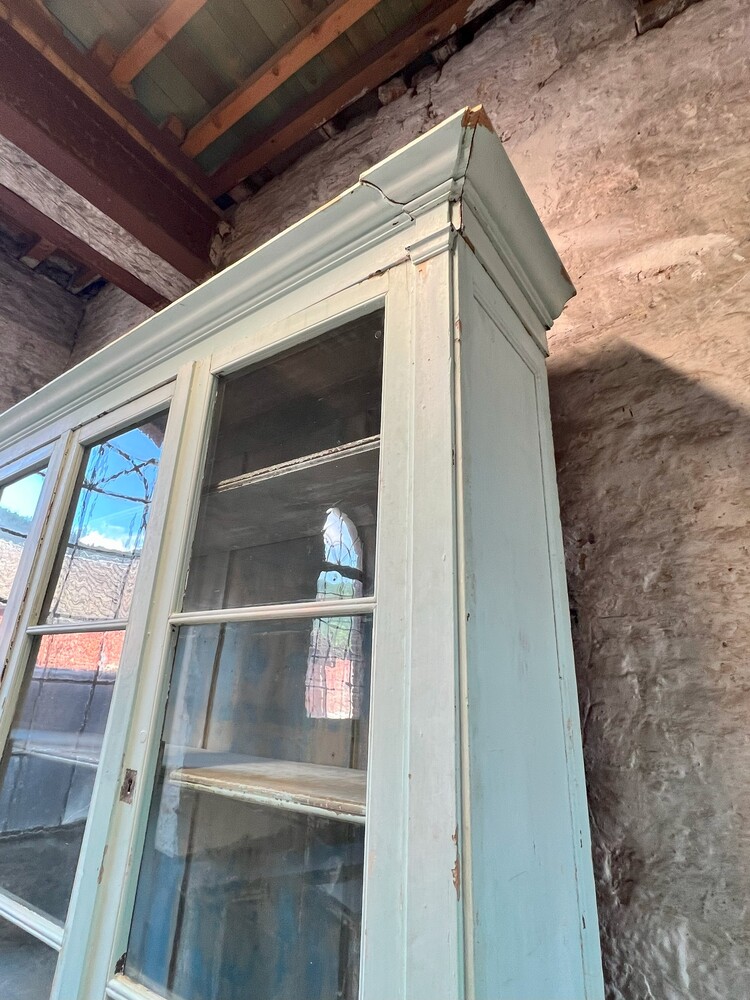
[
  {"left": 221, "top": 2, "right": 750, "bottom": 997},
  {"left": 70, "top": 284, "right": 153, "bottom": 366},
  {"left": 0, "top": 250, "right": 82, "bottom": 414}
]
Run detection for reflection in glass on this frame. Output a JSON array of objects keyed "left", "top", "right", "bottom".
[
  {"left": 128, "top": 798, "right": 364, "bottom": 1000},
  {"left": 161, "top": 617, "right": 371, "bottom": 770},
  {"left": 306, "top": 509, "right": 365, "bottom": 720},
  {"left": 0, "top": 469, "right": 45, "bottom": 624},
  {"left": 126, "top": 614, "right": 372, "bottom": 1000},
  {"left": 0, "top": 631, "right": 122, "bottom": 924},
  {"left": 186, "top": 446, "right": 379, "bottom": 610},
  {"left": 0, "top": 917, "right": 57, "bottom": 1000},
  {"left": 183, "top": 310, "right": 384, "bottom": 612},
  {"left": 44, "top": 413, "right": 168, "bottom": 625}
]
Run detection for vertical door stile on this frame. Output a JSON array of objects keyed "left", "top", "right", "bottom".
[
  {"left": 54, "top": 361, "right": 216, "bottom": 1000},
  {"left": 452, "top": 238, "right": 476, "bottom": 1000},
  {"left": 403, "top": 247, "right": 464, "bottom": 1000},
  {"left": 360, "top": 265, "right": 412, "bottom": 1000}
]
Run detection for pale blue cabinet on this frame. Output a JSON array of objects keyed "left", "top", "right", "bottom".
[{"left": 0, "top": 108, "right": 603, "bottom": 1000}]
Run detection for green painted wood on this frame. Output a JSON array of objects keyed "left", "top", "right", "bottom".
[
  {"left": 138, "top": 52, "right": 211, "bottom": 129},
  {"left": 163, "top": 34, "right": 236, "bottom": 110},
  {"left": 456, "top": 248, "right": 601, "bottom": 998},
  {"left": 0, "top": 112, "right": 602, "bottom": 1000},
  {"left": 280, "top": 0, "right": 359, "bottom": 71},
  {"left": 45, "top": 0, "right": 136, "bottom": 50}
]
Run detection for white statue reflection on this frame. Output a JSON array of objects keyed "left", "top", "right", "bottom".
[{"left": 305, "top": 507, "right": 364, "bottom": 720}]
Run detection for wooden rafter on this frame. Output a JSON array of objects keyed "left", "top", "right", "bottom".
[
  {"left": 0, "top": 183, "right": 166, "bottom": 307},
  {"left": 181, "top": 0, "right": 384, "bottom": 158},
  {"left": 0, "top": 0, "right": 215, "bottom": 204},
  {"left": 208, "top": 0, "right": 486, "bottom": 198},
  {"left": 0, "top": 9, "right": 216, "bottom": 286},
  {"left": 20, "top": 237, "right": 56, "bottom": 268},
  {"left": 111, "top": 0, "right": 210, "bottom": 88}
]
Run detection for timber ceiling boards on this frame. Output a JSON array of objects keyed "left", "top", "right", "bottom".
[
  {"left": 33, "top": 0, "right": 495, "bottom": 197},
  {"left": 0, "top": 0, "right": 501, "bottom": 305}
]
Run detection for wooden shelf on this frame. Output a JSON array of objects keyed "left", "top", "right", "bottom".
[
  {"left": 193, "top": 442, "right": 379, "bottom": 555},
  {"left": 166, "top": 749, "right": 366, "bottom": 825},
  {"left": 210, "top": 435, "right": 380, "bottom": 495}
]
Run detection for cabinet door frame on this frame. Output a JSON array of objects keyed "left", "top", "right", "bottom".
[
  {"left": 70, "top": 275, "right": 398, "bottom": 1000},
  {"left": 0, "top": 376, "right": 181, "bottom": 996}
]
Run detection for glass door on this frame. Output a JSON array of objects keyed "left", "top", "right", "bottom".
[
  {"left": 0, "top": 405, "right": 172, "bottom": 998},
  {"left": 120, "top": 309, "right": 384, "bottom": 1000}
]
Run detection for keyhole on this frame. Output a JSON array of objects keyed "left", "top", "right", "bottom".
[{"left": 119, "top": 768, "right": 137, "bottom": 804}]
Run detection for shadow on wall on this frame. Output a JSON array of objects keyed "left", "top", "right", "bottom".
[{"left": 549, "top": 342, "right": 750, "bottom": 999}]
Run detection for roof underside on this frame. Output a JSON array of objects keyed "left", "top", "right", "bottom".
[
  {"left": 46, "top": 0, "right": 434, "bottom": 178},
  {"left": 0, "top": 0, "right": 505, "bottom": 306}
]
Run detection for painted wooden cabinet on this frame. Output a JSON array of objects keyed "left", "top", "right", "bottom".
[{"left": 0, "top": 107, "right": 604, "bottom": 1000}]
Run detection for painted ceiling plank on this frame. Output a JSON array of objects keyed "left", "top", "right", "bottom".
[
  {"left": 281, "top": 0, "right": 357, "bottom": 71},
  {"left": 182, "top": 0, "right": 385, "bottom": 157},
  {"left": 206, "top": 0, "right": 483, "bottom": 197},
  {"left": 110, "top": 0, "right": 210, "bottom": 87}
]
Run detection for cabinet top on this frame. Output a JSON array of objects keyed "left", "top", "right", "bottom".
[{"left": 0, "top": 107, "right": 574, "bottom": 453}]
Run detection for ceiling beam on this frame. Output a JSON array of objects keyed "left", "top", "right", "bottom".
[
  {"left": 111, "top": 0, "right": 210, "bottom": 88},
  {"left": 181, "top": 0, "right": 383, "bottom": 158},
  {"left": 0, "top": 133, "right": 192, "bottom": 301},
  {"left": 207, "top": 0, "right": 487, "bottom": 198},
  {"left": 0, "top": 0, "right": 215, "bottom": 204},
  {"left": 0, "top": 10, "right": 216, "bottom": 285},
  {"left": 20, "top": 237, "right": 56, "bottom": 268},
  {"left": 0, "top": 182, "right": 167, "bottom": 308}
]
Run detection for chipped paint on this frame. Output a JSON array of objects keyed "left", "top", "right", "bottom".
[
  {"left": 452, "top": 849, "right": 461, "bottom": 901},
  {"left": 452, "top": 825, "right": 461, "bottom": 901},
  {"left": 461, "top": 105, "right": 495, "bottom": 133},
  {"left": 97, "top": 845, "right": 108, "bottom": 885}
]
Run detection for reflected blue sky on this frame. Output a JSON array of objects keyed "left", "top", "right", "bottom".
[
  {"left": 0, "top": 472, "right": 45, "bottom": 524},
  {"left": 71, "top": 425, "right": 164, "bottom": 553}
]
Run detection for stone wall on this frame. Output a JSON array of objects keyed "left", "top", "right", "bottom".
[
  {"left": 70, "top": 283, "right": 153, "bottom": 366},
  {"left": 0, "top": 250, "right": 82, "bottom": 413},
  {"left": 219, "top": 1, "right": 750, "bottom": 997}
]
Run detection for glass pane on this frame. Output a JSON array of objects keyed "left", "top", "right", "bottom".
[
  {"left": 43, "top": 412, "right": 169, "bottom": 625},
  {"left": 186, "top": 448, "right": 379, "bottom": 610},
  {"left": 210, "top": 311, "right": 383, "bottom": 480},
  {"left": 163, "top": 617, "right": 371, "bottom": 770},
  {"left": 126, "top": 614, "right": 372, "bottom": 999},
  {"left": 127, "top": 798, "right": 364, "bottom": 1000},
  {"left": 0, "top": 918, "right": 57, "bottom": 1000},
  {"left": 183, "top": 312, "right": 383, "bottom": 611},
  {"left": 0, "top": 630, "right": 122, "bottom": 924},
  {"left": 0, "top": 469, "right": 46, "bottom": 625}
]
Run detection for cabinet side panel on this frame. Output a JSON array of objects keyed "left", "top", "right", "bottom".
[{"left": 457, "top": 256, "right": 599, "bottom": 999}]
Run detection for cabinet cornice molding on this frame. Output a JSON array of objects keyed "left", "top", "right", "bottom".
[
  {"left": 0, "top": 106, "right": 573, "bottom": 458},
  {"left": 406, "top": 224, "right": 456, "bottom": 266}
]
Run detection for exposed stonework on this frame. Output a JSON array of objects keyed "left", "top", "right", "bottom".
[
  {"left": 71, "top": 283, "right": 153, "bottom": 365},
  {"left": 220, "top": 1, "right": 750, "bottom": 997},
  {"left": 0, "top": 250, "right": 82, "bottom": 414}
]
